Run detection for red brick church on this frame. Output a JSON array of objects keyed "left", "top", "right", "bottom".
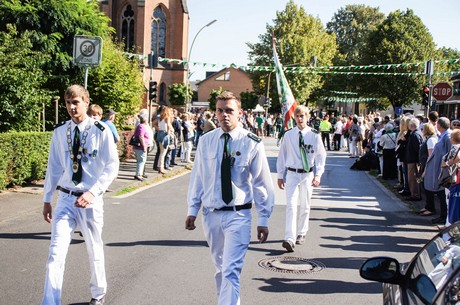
[{"left": 98, "top": 0, "right": 189, "bottom": 106}]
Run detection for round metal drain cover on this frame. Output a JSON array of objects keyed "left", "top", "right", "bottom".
[{"left": 258, "top": 256, "right": 326, "bottom": 274}]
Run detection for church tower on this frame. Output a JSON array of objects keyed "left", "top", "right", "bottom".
[{"left": 99, "top": 0, "right": 189, "bottom": 106}]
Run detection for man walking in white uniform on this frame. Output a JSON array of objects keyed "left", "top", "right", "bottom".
[
  {"left": 277, "top": 105, "right": 326, "bottom": 252},
  {"left": 41, "top": 85, "right": 119, "bottom": 305},
  {"left": 185, "top": 91, "right": 274, "bottom": 305}
]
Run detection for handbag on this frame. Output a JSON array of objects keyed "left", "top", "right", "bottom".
[
  {"left": 438, "top": 148, "right": 460, "bottom": 188},
  {"left": 129, "top": 135, "right": 141, "bottom": 147},
  {"left": 448, "top": 183, "right": 460, "bottom": 223}
]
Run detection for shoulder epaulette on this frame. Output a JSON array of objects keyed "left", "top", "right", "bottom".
[
  {"left": 311, "top": 128, "right": 319, "bottom": 134},
  {"left": 53, "top": 121, "right": 66, "bottom": 129},
  {"left": 94, "top": 121, "right": 105, "bottom": 131},
  {"left": 247, "top": 133, "right": 261, "bottom": 143}
]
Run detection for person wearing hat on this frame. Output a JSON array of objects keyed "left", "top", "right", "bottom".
[{"left": 101, "top": 109, "right": 120, "bottom": 143}]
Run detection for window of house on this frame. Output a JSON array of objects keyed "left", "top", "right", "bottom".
[
  {"left": 121, "top": 5, "right": 135, "bottom": 51},
  {"left": 151, "top": 7, "right": 166, "bottom": 58},
  {"left": 216, "top": 71, "right": 230, "bottom": 81}
]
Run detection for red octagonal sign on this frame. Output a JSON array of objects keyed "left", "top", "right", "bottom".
[{"left": 432, "top": 82, "right": 453, "bottom": 101}]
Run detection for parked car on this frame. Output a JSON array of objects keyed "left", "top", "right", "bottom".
[{"left": 360, "top": 221, "right": 460, "bottom": 305}]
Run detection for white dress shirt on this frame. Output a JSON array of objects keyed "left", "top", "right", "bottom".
[
  {"left": 43, "top": 117, "right": 119, "bottom": 202},
  {"left": 187, "top": 126, "right": 274, "bottom": 227},
  {"left": 277, "top": 126, "right": 327, "bottom": 179}
]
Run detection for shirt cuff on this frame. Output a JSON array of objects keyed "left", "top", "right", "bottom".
[{"left": 258, "top": 215, "right": 269, "bottom": 227}]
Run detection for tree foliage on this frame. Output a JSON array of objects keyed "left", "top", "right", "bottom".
[
  {"left": 0, "top": 25, "right": 52, "bottom": 132},
  {"left": 240, "top": 91, "right": 259, "bottom": 111},
  {"left": 0, "top": 0, "right": 144, "bottom": 131},
  {"left": 168, "top": 83, "right": 190, "bottom": 106},
  {"left": 360, "top": 9, "right": 437, "bottom": 109},
  {"left": 247, "top": 0, "right": 338, "bottom": 108},
  {"left": 208, "top": 87, "right": 225, "bottom": 111}
]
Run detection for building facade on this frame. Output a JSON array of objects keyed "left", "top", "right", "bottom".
[
  {"left": 196, "top": 67, "right": 253, "bottom": 103},
  {"left": 99, "top": 0, "right": 189, "bottom": 106}
]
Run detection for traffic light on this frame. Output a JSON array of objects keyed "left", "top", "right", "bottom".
[
  {"left": 422, "top": 86, "right": 430, "bottom": 106},
  {"left": 264, "top": 98, "right": 272, "bottom": 108},
  {"left": 149, "top": 81, "right": 157, "bottom": 101}
]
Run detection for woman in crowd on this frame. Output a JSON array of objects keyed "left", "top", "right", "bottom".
[
  {"left": 349, "top": 117, "right": 361, "bottom": 158},
  {"left": 379, "top": 123, "right": 398, "bottom": 180},
  {"left": 396, "top": 117, "right": 411, "bottom": 196},
  {"left": 133, "top": 113, "right": 150, "bottom": 181},
  {"left": 156, "top": 106, "right": 173, "bottom": 174},
  {"left": 181, "top": 113, "right": 195, "bottom": 163},
  {"left": 418, "top": 123, "right": 438, "bottom": 216}
]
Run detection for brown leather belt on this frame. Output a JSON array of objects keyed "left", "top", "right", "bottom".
[
  {"left": 56, "top": 185, "right": 84, "bottom": 197},
  {"left": 287, "top": 167, "right": 313, "bottom": 173},
  {"left": 215, "top": 203, "right": 252, "bottom": 211}
]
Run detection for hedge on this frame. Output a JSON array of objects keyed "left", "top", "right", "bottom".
[{"left": 0, "top": 130, "right": 135, "bottom": 191}]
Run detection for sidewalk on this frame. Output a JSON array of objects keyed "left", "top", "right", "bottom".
[{"left": 6, "top": 150, "right": 192, "bottom": 197}]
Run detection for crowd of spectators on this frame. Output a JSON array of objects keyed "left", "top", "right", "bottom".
[{"left": 329, "top": 110, "right": 460, "bottom": 227}]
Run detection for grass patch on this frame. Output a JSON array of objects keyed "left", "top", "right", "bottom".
[{"left": 113, "top": 165, "right": 193, "bottom": 196}]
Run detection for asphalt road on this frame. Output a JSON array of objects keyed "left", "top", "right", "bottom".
[{"left": 0, "top": 136, "right": 439, "bottom": 305}]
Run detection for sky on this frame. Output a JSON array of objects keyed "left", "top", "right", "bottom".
[{"left": 185, "top": 0, "right": 460, "bottom": 81}]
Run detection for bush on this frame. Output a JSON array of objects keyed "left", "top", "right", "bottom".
[{"left": 0, "top": 132, "right": 52, "bottom": 190}]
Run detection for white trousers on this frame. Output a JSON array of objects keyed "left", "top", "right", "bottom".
[
  {"left": 202, "top": 208, "right": 252, "bottom": 305},
  {"left": 42, "top": 192, "right": 106, "bottom": 305},
  {"left": 284, "top": 171, "right": 313, "bottom": 243}
]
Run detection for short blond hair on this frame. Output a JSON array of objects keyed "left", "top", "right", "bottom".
[
  {"left": 65, "top": 84, "right": 89, "bottom": 102},
  {"left": 294, "top": 105, "right": 309, "bottom": 116},
  {"left": 216, "top": 91, "right": 241, "bottom": 109}
]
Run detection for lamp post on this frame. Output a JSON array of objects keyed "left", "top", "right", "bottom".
[{"left": 185, "top": 19, "right": 217, "bottom": 112}]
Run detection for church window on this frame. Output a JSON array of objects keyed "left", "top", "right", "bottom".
[
  {"left": 121, "top": 5, "right": 135, "bottom": 51},
  {"left": 151, "top": 7, "right": 166, "bottom": 58}
]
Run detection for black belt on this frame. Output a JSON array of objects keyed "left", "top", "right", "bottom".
[
  {"left": 56, "top": 185, "right": 84, "bottom": 197},
  {"left": 215, "top": 203, "right": 252, "bottom": 211},
  {"left": 287, "top": 167, "right": 313, "bottom": 173}
]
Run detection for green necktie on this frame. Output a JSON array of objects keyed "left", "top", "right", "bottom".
[
  {"left": 299, "top": 131, "right": 309, "bottom": 172},
  {"left": 72, "top": 127, "right": 82, "bottom": 185},
  {"left": 221, "top": 133, "right": 233, "bottom": 204}
]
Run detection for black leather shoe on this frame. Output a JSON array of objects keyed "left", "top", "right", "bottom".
[
  {"left": 89, "top": 296, "right": 105, "bottom": 305},
  {"left": 431, "top": 217, "right": 446, "bottom": 224},
  {"left": 296, "top": 235, "right": 306, "bottom": 245},
  {"left": 282, "top": 240, "right": 295, "bottom": 252}
]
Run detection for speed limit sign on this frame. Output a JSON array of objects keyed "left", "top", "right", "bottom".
[{"left": 73, "top": 35, "right": 103, "bottom": 66}]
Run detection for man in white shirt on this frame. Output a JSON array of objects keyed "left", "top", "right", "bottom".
[
  {"left": 185, "top": 91, "right": 274, "bottom": 305},
  {"left": 277, "top": 105, "right": 327, "bottom": 252},
  {"left": 41, "top": 85, "right": 119, "bottom": 305},
  {"left": 333, "top": 118, "right": 343, "bottom": 151}
]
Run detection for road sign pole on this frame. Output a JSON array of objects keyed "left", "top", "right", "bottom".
[{"left": 84, "top": 67, "right": 89, "bottom": 89}]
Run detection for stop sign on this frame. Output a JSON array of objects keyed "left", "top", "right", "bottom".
[{"left": 432, "top": 82, "right": 453, "bottom": 101}]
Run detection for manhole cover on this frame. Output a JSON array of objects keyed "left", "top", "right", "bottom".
[{"left": 258, "top": 256, "right": 326, "bottom": 274}]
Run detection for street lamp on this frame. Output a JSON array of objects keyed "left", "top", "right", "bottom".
[{"left": 185, "top": 19, "right": 217, "bottom": 112}]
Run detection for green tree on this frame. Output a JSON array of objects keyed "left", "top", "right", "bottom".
[
  {"left": 240, "top": 91, "right": 259, "bottom": 111},
  {"left": 168, "top": 83, "right": 190, "bottom": 106},
  {"left": 87, "top": 40, "right": 145, "bottom": 128},
  {"left": 0, "top": 25, "right": 52, "bottom": 132},
  {"left": 360, "top": 9, "right": 437, "bottom": 110},
  {"left": 327, "top": 5, "right": 384, "bottom": 64},
  {"left": 208, "top": 87, "right": 225, "bottom": 111},
  {"left": 247, "top": 0, "right": 338, "bottom": 108},
  {"left": 0, "top": 0, "right": 144, "bottom": 131},
  {"left": 318, "top": 5, "right": 385, "bottom": 109}
]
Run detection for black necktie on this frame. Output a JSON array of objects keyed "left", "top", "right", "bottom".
[
  {"left": 72, "top": 127, "right": 82, "bottom": 185},
  {"left": 221, "top": 133, "right": 233, "bottom": 204}
]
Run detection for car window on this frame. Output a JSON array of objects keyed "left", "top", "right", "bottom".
[
  {"left": 433, "top": 266, "right": 460, "bottom": 305},
  {"left": 407, "top": 224, "right": 460, "bottom": 304}
]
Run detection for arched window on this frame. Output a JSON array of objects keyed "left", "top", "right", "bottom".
[
  {"left": 151, "top": 7, "right": 166, "bottom": 58},
  {"left": 121, "top": 5, "right": 135, "bottom": 51}
]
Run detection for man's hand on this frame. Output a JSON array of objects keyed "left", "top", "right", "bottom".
[
  {"left": 185, "top": 216, "right": 197, "bottom": 230},
  {"left": 312, "top": 176, "right": 321, "bottom": 187},
  {"left": 43, "top": 203, "right": 52, "bottom": 223},
  {"left": 75, "top": 191, "right": 95, "bottom": 208},
  {"left": 277, "top": 178, "right": 285, "bottom": 190},
  {"left": 257, "top": 226, "right": 269, "bottom": 243}
]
